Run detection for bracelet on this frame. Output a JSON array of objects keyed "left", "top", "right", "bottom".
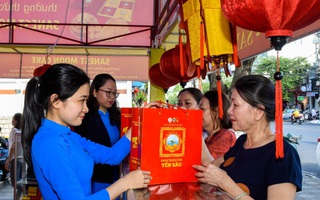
[{"left": 235, "top": 192, "right": 248, "bottom": 200}]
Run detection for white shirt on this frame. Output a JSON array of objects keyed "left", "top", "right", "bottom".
[{"left": 8, "top": 127, "right": 23, "bottom": 160}]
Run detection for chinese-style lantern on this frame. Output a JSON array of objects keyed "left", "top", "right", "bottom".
[
  {"left": 221, "top": 0, "right": 320, "bottom": 51},
  {"left": 149, "top": 63, "right": 179, "bottom": 93},
  {"left": 159, "top": 44, "right": 198, "bottom": 88},
  {"left": 33, "top": 64, "right": 51, "bottom": 77},
  {"left": 178, "top": 0, "right": 240, "bottom": 120},
  {"left": 221, "top": 0, "right": 320, "bottom": 158},
  {"left": 180, "top": 0, "right": 239, "bottom": 70}
]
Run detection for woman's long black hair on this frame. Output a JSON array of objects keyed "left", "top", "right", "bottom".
[
  {"left": 22, "top": 63, "right": 90, "bottom": 167},
  {"left": 87, "top": 73, "right": 121, "bottom": 129}
]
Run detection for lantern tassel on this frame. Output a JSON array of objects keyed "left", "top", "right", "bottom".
[
  {"left": 179, "top": 33, "right": 184, "bottom": 78},
  {"left": 196, "top": 65, "right": 201, "bottom": 79},
  {"left": 200, "top": 21, "right": 205, "bottom": 70},
  {"left": 216, "top": 71, "right": 223, "bottom": 119},
  {"left": 274, "top": 52, "right": 284, "bottom": 158},
  {"left": 230, "top": 23, "right": 240, "bottom": 67}
]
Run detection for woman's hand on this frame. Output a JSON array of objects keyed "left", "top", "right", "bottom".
[
  {"left": 143, "top": 101, "right": 167, "bottom": 108},
  {"left": 123, "top": 169, "right": 152, "bottom": 189},
  {"left": 193, "top": 163, "right": 229, "bottom": 188},
  {"left": 107, "top": 170, "right": 152, "bottom": 199},
  {"left": 124, "top": 127, "right": 132, "bottom": 141},
  {"left": 193, "top": 163, "right": 253, "bottom": 200}
]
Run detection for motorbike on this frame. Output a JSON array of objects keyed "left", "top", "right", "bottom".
[
  {"left": 284, "top": 133, "right": 303, "bottom": 149},
  {"left": 290, "top": 115, "right": 303, "bottom": 124},
  {"left": 0, "top": 137, "right": 9, "bottom": 181}
]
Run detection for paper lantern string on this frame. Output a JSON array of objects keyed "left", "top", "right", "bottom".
[
  {"left": 214, "top": 63, "right": 223, "bottom": 119},
  {"left": 179, "top": 33, "right": 185, "bottom": 78},
  {"left": 274, "top": 51, "right": 284, "bottom": 159},
  {"left": 200, "top": 21, "right": 205, "bottom": 70}
]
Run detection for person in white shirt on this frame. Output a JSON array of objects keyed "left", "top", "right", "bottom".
[
  {"left": 311, "top": 108, "right": 317, "bottom": 120},
  {"left": 5, "top": 113, "right": 23, "bottom": 198}
]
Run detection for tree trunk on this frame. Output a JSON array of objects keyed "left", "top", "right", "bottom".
[
  {"left": 230, "top": 57, "right": 256, "bottom": 88},
  {"left": 208, "top": 71, "right": 229, "bottom": 94},
  {"left": 208, "top": 57, "right": 256, "bottom": 94}
]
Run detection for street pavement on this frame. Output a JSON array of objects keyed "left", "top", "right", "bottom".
[
  {"left": 296, "top": 171, "right": 320, "bottom": 200},
  {"left": 0, "top": 170, "right": 320, "bottom": 200}
]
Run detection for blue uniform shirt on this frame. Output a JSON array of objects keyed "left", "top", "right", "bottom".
[
  {"left": 98, "top": 110, "right": 120, "bottom": 145},
  {"left": 31, "top": 118, "right": 130, "bottom": 200}
]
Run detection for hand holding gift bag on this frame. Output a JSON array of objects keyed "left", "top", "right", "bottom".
[{"left": 123, "top": 104, "right": 203, "bottom": 185}]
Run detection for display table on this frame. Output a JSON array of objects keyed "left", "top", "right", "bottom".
[{"left": 126, "top": 182, "right": 233, "bottom": 200}]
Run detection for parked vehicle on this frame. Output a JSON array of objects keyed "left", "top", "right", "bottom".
[
  {"left": 283, "top": 109, "right": 294, "bottom": 121},
  {"left": 303, "top": 109, "right": 319, "bottom": 120},
  {"left": 284, "top": 133, "right": 302, "bottom": 149},
  {"left": 283, "top": 109, "right": 305, "bottom": 122},
  {"left": 0, "top": 137, "right": 9, "bottom": 181}
]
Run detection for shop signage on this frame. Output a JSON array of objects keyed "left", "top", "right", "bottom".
[{"left": 0, "top": 54, "right": 149, "bottom": 81}]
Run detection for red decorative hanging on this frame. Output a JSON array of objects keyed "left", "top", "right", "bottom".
[
  {"left": 149, "top": 63, "right": 179, "bottom": 92},
  {"left": 159, "top": 44, "right": 198, "bottom": 87},
  {"left": 221, "top": 0, "right": 320, "bottom": 159},
  {"left": 33, "top": 64, "right": 51, "bottom": 77},
  {"left": 221, "top": 0, "right": 320, "bottom": 50}
]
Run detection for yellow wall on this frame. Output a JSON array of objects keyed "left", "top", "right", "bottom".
[{"left": 149, "top": 48, "right": 166, "bottom": 102}]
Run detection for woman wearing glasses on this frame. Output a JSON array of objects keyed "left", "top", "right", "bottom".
[{"left": 74, "top": 73, "right": 122, "bottom": 193}]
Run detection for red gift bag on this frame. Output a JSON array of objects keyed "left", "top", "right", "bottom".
[
  {"left": 128, "top": 107, "right": 203, "bottom": 185},
  {"left": 120, "top": 108, "right": 133, "bottom": 137}
]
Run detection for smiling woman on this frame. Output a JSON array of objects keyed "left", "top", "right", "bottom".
[
  {"left": 74, "top": 73, "right": 123, "bottom": 193},
  {"left": 22, "top": 64, "right": 152, "bottom": 200}
]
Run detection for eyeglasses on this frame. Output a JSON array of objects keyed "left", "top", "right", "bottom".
[{"left": 98, "top": 89, "right": 120, "bottom": 98}]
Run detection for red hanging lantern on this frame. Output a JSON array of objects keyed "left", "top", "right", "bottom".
[
  {"left": 221, "top": 0, "right": 320, "bottom": 50},
  {"left": 33, "top": 64, "right": 51, "bottom": 77},
  {"left": 220, "top": 0, "right": 320, "bottom": 159},
  {"left": 149, "top": 63, "right": 179, "bottom": 92},
  {"left": 159, "top": 44, "right": 198, "bottom": 88}
]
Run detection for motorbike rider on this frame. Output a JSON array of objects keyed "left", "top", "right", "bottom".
[
  {"left": 291, "top": 108, "right": 302, "bottom": 123},
  {"left": 292, "top": 108, "right": 300, "bottom": 118}
]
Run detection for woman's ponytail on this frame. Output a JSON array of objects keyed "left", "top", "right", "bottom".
[{"left": 22, "top": 76, "right": 44, "bottom": 167}]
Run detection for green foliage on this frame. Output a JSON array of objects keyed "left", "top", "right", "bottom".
[
  {"left": 221, "top": 72, "right": 233, "bottom": 91},
  {"left": 166, "top": 84, "right": 183, "bottom": 105},
  {"left": 133, "top": 90, "right": 148, "bottom": 107},
  {"left": 252, "top": 56, "right": 311, "bottom": 101},
  {"left": 202, "top": 81, "right": 210, "bottom": 93},
  {"left": 132, "top": 82, "right": 148, "bottom": 107}
]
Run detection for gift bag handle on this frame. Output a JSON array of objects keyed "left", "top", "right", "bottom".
[{"left": 154, "top": 100, "right": 189, "bottom": 115}]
